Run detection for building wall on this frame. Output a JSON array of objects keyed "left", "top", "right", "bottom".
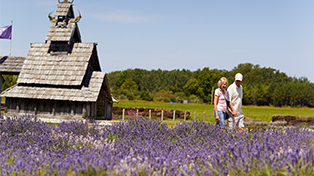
[
  {"left": 4, "top": 98, "right": 93, "bottom": 119},
  {"left": 4, "top": 97, "right": 113, "bottom": 120},
  {"left": 95, "top": 87, "right": 113, "bottom": 120},
  {"left": 105, "top": 97, "right": 113, "bottom": 120}
]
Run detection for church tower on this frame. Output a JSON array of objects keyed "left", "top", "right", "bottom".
[{"left": 1, "top": 0, "right": 113, "bottom": 120}]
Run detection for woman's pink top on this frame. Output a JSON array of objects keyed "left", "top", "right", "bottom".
[{"left": 215, "top": 88, "right": 230, "bottom": 112}]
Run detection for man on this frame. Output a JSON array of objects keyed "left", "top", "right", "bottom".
[{"left": 227, "top": 73, "right": 244, "bottom": 131}]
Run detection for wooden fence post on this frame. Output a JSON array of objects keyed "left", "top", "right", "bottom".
[
  {"left": 136, "top": 109, "right": 139, "bottom": 118},
  {"left": 203, "top": 112, "right": 206, "bottom": 121},
  {"left": 161, "top": 110, "right": 164, "bottom": 121},
  {"left": 173, "top": 110, "right": 176, "bottom": 121},
  {"left": 211, "top": 87, "right": 214, "bottom": 105},
  {"left": 82, "top": 107, "right": 86, "bottom": 118},
  {"left": 194, "top": 111, "right": 196, "bottom": 121},
  {"left": 149, "top": 109, "right": 151, "bottom": 119},
  {"left": 122, "top": 109, "right": 125, "bottom": 121},
  {"left": 184, "top": 111, "right": 186, "bottom": 121}
]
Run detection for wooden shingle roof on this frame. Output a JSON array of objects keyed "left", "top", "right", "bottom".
[
  {"left": 45, "top": 2, "right": 79, "bottom": 42},
  {"left": 54, "top": 2, "right": 72, "bottom": 17},
  {"left": 0, "top": 56, "right": 25, "bottom": 75},
  {"left": 2, "top": 72, "right": 106, "bottom": 102},
  {"left": 0, "top": 1, "right": 110, "bottom": 103},
  {"left": 45, "top": 22, "right": 78, "bottom": 42},
  {"left": 17, "top": 43, "right": 96, "bottom": 86},
  {"left": 84, "top": 72, "right": 107, "bottom": 99}
]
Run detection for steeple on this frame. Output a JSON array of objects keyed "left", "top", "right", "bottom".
[
  {"left": 45, "top": 0, "right": 82, "bottom": 54},
  {"left": 1, "top": 0, "right": 113, "bottom": 120}
]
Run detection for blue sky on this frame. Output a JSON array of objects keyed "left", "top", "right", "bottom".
[{"left": 0, "top": 0, "right": 313, "bottom": 82}]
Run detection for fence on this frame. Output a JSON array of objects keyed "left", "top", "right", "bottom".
[{"left": 112, "top": 107, "right": 206, "bottom": 121}]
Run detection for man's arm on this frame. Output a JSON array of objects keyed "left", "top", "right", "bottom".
[{"left": 227, "top": 84, "right": 236, "bottom": 102}]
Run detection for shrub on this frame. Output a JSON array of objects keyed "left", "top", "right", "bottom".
[
  {"left": 189, "top": 94, "right": 203, "bottom": 104},
  {"left": 174, "top": 92, "right": 186, "bottom": 103},
  {"left": 118, "top": 94, "right": 128, "bottom": 100},
  {"left": 154, "top": 96, "right": 171, "bottom": 102},
  {"left": 140, "top": 91, "right": 154, "bottom": 101},
  {"left": 154, "top": 90, "right": 175, "bottom": 102}
]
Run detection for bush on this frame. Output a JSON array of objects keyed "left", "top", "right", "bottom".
[
  {"left": 126, "top": 91, "right": 135, "bottom": 100},
  {"left": 154, "top": 90, "right": 175, "bottom": 102},
  {"left": 2, "top": 75, "right": 18, "bottom": 91},
  {"left": 140, "top": 91, "right": 154, "bottom": 101},
  {"left": 189, "top": 94, "right": 203, "bottom": 104},
  {"left": 118, "top": 94, "right": 128, "bottom": 100},
  {"left": 174, "top": 92, "right": 186, "bottom": 103},
  {"left": 154, "top": 96, "right": 171, "bottom": 102}
]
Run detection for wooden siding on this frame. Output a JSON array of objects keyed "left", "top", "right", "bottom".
[{"left": 5, "top": 98, "right": 92, "bottom": 119}]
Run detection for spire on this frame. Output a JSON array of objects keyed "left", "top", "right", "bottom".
[
  {"left": 58, "top": 0, "right": 74, "bottom": 4},
  {"left": 45, "top": 0, "right": 81, "bottom": 44}
]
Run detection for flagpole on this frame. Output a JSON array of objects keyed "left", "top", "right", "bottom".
[{"left": 9, "top": 19, "right": 13, "bottom": 56}]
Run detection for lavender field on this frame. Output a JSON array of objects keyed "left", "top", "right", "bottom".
[{"left": 0, "top": 115, "right": 313, "bottom": 175}]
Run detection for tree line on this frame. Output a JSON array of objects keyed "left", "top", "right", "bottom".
[
  {"left": 1, "top": 63, "right": 312, "bottom": 107},
  {"left": 107, "top": 63, "right": 314, "bottom": 107}
]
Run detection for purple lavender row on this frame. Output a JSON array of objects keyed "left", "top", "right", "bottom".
[{"left": 0, "top": 115, "right": 313, "bottom": 175}]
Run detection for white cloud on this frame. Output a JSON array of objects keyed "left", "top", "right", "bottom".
[{"left": 93, "top": 10, "right": 160, "bottom": 24}]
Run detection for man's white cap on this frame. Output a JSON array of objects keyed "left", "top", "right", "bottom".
[{"left": 235, "top": 73, "right": 243, "bottom": 81}]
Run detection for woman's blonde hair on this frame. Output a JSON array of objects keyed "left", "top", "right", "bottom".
[{"left": 218, "top": 77, "right": 228, "bottom": 88}]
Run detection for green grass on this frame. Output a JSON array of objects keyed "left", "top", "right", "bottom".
[{"left": 114, "top": 100, "right": 314, "bottom": 124}]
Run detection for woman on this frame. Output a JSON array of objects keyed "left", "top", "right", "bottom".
[{"left": 213, "top": 77, "right": 237, "bottom": 128}]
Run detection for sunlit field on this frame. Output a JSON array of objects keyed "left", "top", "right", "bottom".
[{"left": 114, "top": 100, "right": 314, "bottom": 124}]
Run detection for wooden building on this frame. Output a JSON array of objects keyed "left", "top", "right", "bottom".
[
  {"left": 0, "top": 56, "right": 25, "bottom": 75},
  {"left": 1, "top": 0, "right": 113, "bottom": 120},
  {"left": 0, "top": 56, "right": 25, "bottom": 93}
]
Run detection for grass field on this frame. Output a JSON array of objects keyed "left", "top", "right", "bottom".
[{"left": 114, "top": 100, "right": 314, "bottom": 124}]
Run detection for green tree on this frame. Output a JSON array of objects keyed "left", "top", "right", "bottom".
[
  {"left": 2, "top": 75, "right": 18, "bottom": 91},
  {"left": 154, "top": 90, "right": 175, "bottom": 102},
  {"left": 183, "top": 78, "right": 199, "bottom": 96},
  {"left": 106, "top": 63, "right": 313, "bottom": 107},
  {"left": 174, "top": 92, "right": 186, "bottom": 103},
  {"left": 188, "top": 94, "right": 203, "bottom": 104},
  {"left": 118, "top": 78, "right": 138, "bottom": 100},
  {"left": 196, "top": 68, "right": 224, "bottom": 103},
  {"left": 120, "top": 78, "right": 137, "bottom": 90},
  {"left": 170, "top": 84, "right": 182, "bottom": 93},
  {"left": 140, "top": 91, "right": 154, "bottom": 101}
]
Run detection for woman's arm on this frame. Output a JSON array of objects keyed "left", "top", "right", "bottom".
[
  {"left": 214, "top": 95, "right": 220, "bottom": 122},
  {"left": 228, "top": 101, "right": 238, "bottom": 116}
]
